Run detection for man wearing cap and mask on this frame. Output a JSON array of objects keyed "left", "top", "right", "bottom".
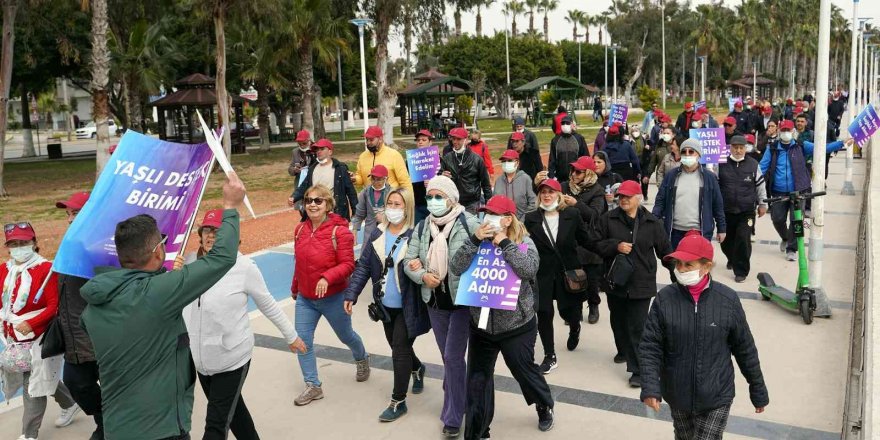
[
  {"left": 718, "top": 136, "right": 768, "bottom": 283},
  {"left": 288, "top": 129, "right": 315, "bottom": 180},
  {"left": 292, "top": 138, "right": 358, "bottom": 220},
  {"left": 828, "top": 90, "right": 845, "bottom": 127},
  {"left": 722, "top": 116, "right": 742, "bottom": 146},
  {"left": 56, "top": 192, "right": 105, "bottom": 438},
  {"left": 545, "top": 116, "right": 587, "bottom": 184},
  {"left": 440, "top": 127, "right": 492, "bottom": 214},
  {"left": 675, "top": 102, "right": 696, "bottom": 136},
  {"left": 508, "top": 130, "right": 544, "bottom": 184},
  {"left": 653, "top": 138, "right": 727, "bottom": 250},
  {"left": 494, "top": 148, "right": 536, "bottom": 220},
  {"left": 759, "top": 120, "right": 850, "bottom": 261},
  {"left": 728, "top": 100, "right": 751, "bottom": 134},
  {"left": 507, "top": 116, "right": 539, "bottom": 155},
  {"left": 352, "top": 126, "right": 412, "bottom": 191}
]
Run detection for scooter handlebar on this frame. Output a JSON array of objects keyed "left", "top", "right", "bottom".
[{"left": 762, "top": 191, "right": 826, "bottom": 205}]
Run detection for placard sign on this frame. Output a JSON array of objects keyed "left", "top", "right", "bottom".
[
  {"left": 848, "top": 104, "right": 880, "bottom": 148},
  {"left": 689, "top": 128, "right": 728, "bottom": 164},
  {"left": 455, "top": 241, "right": 527, "bottom": 311},
  {"left": 609, "top": 104, "right": 629, "bottom": 126},
  {"left": 405, "top": 145, "right": 441, "bottom": 183}
]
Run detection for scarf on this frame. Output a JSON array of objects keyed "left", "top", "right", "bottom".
[
  {"left": 688, "top": 274, "right": 711, "bottom": 304},
  {"left": 569, "top": 170, "right": 598, "bottom": 195},
  {"left": 426, "top": 204, "right": 465, "bottom": 280},
  {"left": 2, "top": 253, "right": 48, "bottom": 315}
]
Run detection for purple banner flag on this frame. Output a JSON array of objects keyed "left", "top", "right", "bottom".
[
  {"left": 406, "top": 145, "right": 440, "bottom": 183},
  {"left": 848, "top": 104, "right": 879, "bottom": 148},
  {"left": 455, "top": 241, "right": 527, "bottom": 311},
  {"left": 694, "top": 101, "right": 706, "bottom": 111},
  {"left": 609, "top": 104, "right": 629, "bottom": 126},
  {"left": 53, "top": 131, "right": 214, "bottom": 278},
  {"left": 689, "top": 127, "right": 728, "bottom": 164}
]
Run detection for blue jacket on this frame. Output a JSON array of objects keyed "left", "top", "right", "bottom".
[
  {"left": 759, "top": 139, "right": 845, "bottom": 194},
  {"left": 343, "top": 226, "right": 430, "bottom": 339},
  {"left": 603, "top": 139, "right": 642, "bottom": 175},
  {"left": 652, "top": 166, "right": 727, "bottom": 238}
]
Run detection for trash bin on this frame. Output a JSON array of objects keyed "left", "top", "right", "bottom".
[{"left": 47, "top": 143, "right": 62, "bottom": 159}]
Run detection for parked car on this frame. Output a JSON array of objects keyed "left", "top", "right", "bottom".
[
  {"left": 230, "top": 122, "right": 260, "bottom": 138},
  {"left": 75, "top": 120, "right": 119, "bottom": 139}
]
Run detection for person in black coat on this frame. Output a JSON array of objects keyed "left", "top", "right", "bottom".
[
  {"left": 640, "top": 231, "right": 768, "bottom": 439},
  {"left": 593, "top": 181, "right": 673, "bottom": 388},
  {"left": 441, "top": 127, "right": 493, "bottom": 214},
  {"left": 524, "top": 178, "right": 592, "bottom": 375},
  {"left": 343, "top": 188, "right": 431, "bottom": 422},
  {"left": 292, "top": 138, "right": 358, "bottom": 220},
  {"left": 560, "top": 156, "right": 606, "bottom": 325},
  {"left": 593, "top": 151, "right": 624, "bottom": 211}
]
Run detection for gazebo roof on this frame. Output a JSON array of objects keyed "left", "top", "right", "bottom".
[
  {"left": 727, "top": 76, "right": 776, "bottom": 88},
  {"left": 514, "top": 76, "right": 588, "bottom": 93},
  {"left": 414, "top": 68, "right": 448, "bottom": 82},
  {"left": 175, "top": 73, "right": 215, "bottom": 87},
  {"left": 398, "top": 76, "right": 472, "bottom": 98},
  {"left": 151, "top": 74, "right": 250, "bottom": 107}
]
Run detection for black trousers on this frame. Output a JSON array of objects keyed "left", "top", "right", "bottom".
[
  {"left": 62, "top": 360, "right": 103, "bottom": 427},
  {"left": 585, "top": 264, "right": 603, "bottom": 306},
  {"left": 197, "top": 361, "right": 259, "bottom": 440},
  {"left": 769, "top": 192, "right": 803, "bottom": 253},
  {"left": 537, "top": 303, "right": 580, "bottom": 357},
  {"left": 720, "top": 212, "right": 754, "bottom": 277},
  {"left": 464, "top": 322, "right": 553, "bottom": 440},
  {"left": 382, "top": 307, "right": 422, "bottom": 401},
  {"left": 607, "top": 294, "right": 652, "bottom": 375}
]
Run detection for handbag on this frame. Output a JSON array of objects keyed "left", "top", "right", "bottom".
[
  {"left": 1, "top": 338, "right": 33, "bottom": 373},
  {"left": 368, "top": 234, "right": 405, "bottom": 324},
  {"left": 40, "top": 317, "right": 65, "bottom": 359},
  {"left": 605, "top": 211, "right": 639, "bottom": 290},
  {"left": 542, "top": 214, "right": 588, "bottom": 294}
]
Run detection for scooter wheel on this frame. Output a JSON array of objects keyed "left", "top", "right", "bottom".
[{"left": 799, "top": 299, "right": 814, "bottom": 325}]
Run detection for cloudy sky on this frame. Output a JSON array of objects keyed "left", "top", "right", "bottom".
[{"left": 390, "top": 0, "right": 880, "bottom": 57}]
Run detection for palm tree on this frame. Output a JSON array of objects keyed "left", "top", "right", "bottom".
[
  {"left": 565, "top": 9, "right": 583, "bottom": 42},
  {"left": 525, "top": 0, "right": 539, "bottom": 34},
  {"left": 503, "top": 1, "right": 524, "bottom": 36},
  {"left": 578, "top": 12, "right": 590, "bottom": 43},
  {"left": 475, "top": 0, "right": 495, "bottom": 37},
  {"left": 540, "top": 0, "right": 558, "bottom": 42},
  {"left": 367, "top": 0, "right": 406, "bottom": 146},
  {"left": 0, "top": 0, "right": 19, "bottom": 196},
  {"left": 83, "top": 0, "right": 112, "bottom": 173}
]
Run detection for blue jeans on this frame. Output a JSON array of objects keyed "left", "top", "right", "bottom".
[{"left": 294, "top": 293, "right": 367, "bottom": 386}]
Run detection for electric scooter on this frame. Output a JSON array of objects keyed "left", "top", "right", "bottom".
[{"left": 757, "top": 191, "right": 826, "bottom": 325}]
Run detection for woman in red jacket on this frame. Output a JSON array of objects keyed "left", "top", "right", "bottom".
[
  {"left": 1, "top": 222, "right": 79, "bottom": 440},
  {"left": 290, "top": 185, "right": 369, "bottom": 407}
]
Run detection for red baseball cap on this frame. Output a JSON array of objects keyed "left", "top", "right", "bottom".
[
  {"left": 295, "top": 130, "right": 311, "bottom": 142},
  {"left": 684, "top": 102, "right": 694, "bottom": 110},
  {"left": 724, "top": 116, "right": 737, "bottom": 126},
  {"left": 660, "top": 114, "right": 672, "bottom": 123},
  {"left": 4, "top": 222, "right": 35, "bottom": 244},
  {"left": 663, "top": 230, "right": 714, "bottom": 262},
  {"left": 786, "top": 98, "right": 794, "bottom": 104},
  {"left": 369, "top": 165, "right": 388, "bottom": 178},
  {"left": 734, "top": 101, "right": 743, "bottom": 108},
  {"left": 448, "top": 127, "right": 468, "bottom": 139},
  {"left": 363, "top": 126, "right": 383, "bottom": 139},
  {"left": 761, "top": 106, "right": 772, "bottom": 115},
  {"left": 201, "top": 209, "right": 224, "bottom": 229},
  {"left": 500, "top": 149, "right": 520, "bottom": 160},
  {"left": 415, "top": 129, "right": 434, "bottom": 140},
  {"left": 570, "top": 156, "right": 597, "bottom": 172},
  {"left": 109, "top": 144, "right": 118, "bottom": 154},
  {"left": 608, "top": 124, "right": 621, "bottom": 136},
  {"left": 745, "top": 134, "right": 756, "bottom": 144},
  {"left": 617, "top": 180, "right": 641, "bottom": 197},
  {"left": 779, "top": 120, "right": 795, "bottom": 131},
  {"left": 537, "top": 178, "right": 562, "bottom": 193},
  {"left": 510, "top": 131, "right": 525, "bottom": 141},
  {"left": 56, "top": 191, "right": 90, "bottom": 210},
  {"left": 480, "top": 195, "right": 517, "bottom": 216},
  {"left": 312, "top": 138, "right": 334, "bottom": 150}
]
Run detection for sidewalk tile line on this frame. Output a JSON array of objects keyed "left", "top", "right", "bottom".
[{"left": 252, "top": 333, "right": 837, "bottom": 440}]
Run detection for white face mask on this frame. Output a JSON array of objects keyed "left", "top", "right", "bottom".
[
  {"left": 632, "top": 131, "right": 641, "bottom": 138},
  {"left": 730, "top": 154, "right": 745, "bottom": 162},
  {"left": 453, "top": 145, "right": 466, "bottom": 154},
  {"left": 483, "top": 214, "right": 503, "bottom": 232},
  {"left": 385, "top": 208, "right": 405, "bottom": 225},
  {"left": 299, "top": 146, "right": 310, "bottom": 152},
  {"left": 746, "top": 144, "right": 755, "bottom": 152},
  {"left": 674, "top": 267, "right": 704, "bottom": 286},
  {"left": 502, "top": 162, "right": 518, "bottom": 174},
  {"left": 540, "top": 200, "right": 559, "bottom": 211},
  {"left": 317, "top": 157, "right": 329, "bottom": 165},
  {"left": 9, "top": 245, "right": 35, "bottom": 264},
  {"left": 661, "top": 133, "right": 673, "bottom": 143},
  {"left": 561, "top": 125, "right": 572, "bottom": 134},
  {"left": 516, "top": 128, "right": 525, "bottom": 133},
  {"left": 779, "top": 132, "right": 793, "bottom": 143},
  {"left": 680, "top": 156, "right": 698, "bottom": 168},
  {"left": 691, "top": 121, "right": 701, "bottom": 128},
  {"left": 427, "top": 198, "right": 450, "bottom": 217}
]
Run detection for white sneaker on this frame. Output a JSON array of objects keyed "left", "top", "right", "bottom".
[
  {"left": 54, "top": 404, "right": 80, "bottom": 427},
  {"left": 17, "top": 435, "right": 37, "bottom": 440}
]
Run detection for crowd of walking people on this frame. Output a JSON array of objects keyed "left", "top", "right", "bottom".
[{"left": 0, "top": 92, "right": 854, "bottom": 439}]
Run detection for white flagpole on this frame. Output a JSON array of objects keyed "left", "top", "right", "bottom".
[{"left": 196, "top": 110, "right": 256, "bottom": 218}]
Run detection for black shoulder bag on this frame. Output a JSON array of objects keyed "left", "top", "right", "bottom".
[
  {"left": 367, "top": 234, "right": 404, "bottom": 324},
  {"left": 542, "top": 213, "right": 588, "bottom": 293},
  {"left": 605, "top": 212, "right": 639, "bottom": 290}
]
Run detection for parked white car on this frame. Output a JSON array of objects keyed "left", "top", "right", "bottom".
[{"left": 75, "top": 120, "right": 118, "bottom": 139}]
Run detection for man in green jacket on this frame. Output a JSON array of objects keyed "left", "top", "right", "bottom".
[{"left": 80, "top": 173, "right": 247, "bottom": 440}]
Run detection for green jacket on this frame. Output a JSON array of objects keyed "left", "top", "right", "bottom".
[{"left": 80, "top": 209, "right": 240, "bottom": 440}]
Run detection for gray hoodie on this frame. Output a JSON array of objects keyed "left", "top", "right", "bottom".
[{"left": 492, "top": 170, "right": 537, "bottom": 220}]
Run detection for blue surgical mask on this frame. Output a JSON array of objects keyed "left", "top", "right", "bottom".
[
  {"left": 680, "top": 156, "right": 698, "bottom": 168},
  {"left": 427, "top": 198, "right": 450, "bottom": 217},
  {"left": 9, "top": 245, "right": 35, "bottom": 264}
]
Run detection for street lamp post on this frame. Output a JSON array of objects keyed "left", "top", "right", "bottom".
[
  {"left": 350, "top": 17, "right": 372, "bottom": 134},
  {"left": 661, "top": 0, "right": 666, "bottom": 108},
  {"left": 611, "top": 45, "right": 619, "bottom": 104},
  {"left": 842, "top": 6, "right": 860, "bottom": 196},
  {"left": 753, "top": 61, "right": 758, "bottom": 99},
  {"left": 577, "top": 34, "right": 584, "bottom": 84},
  {"left": 505, "top": 14, "right": 511, "bottom": 118},
  {"left": 337, "top": 48, "right": 345, "bottom": 140},
  {"left": 698, "top": 56, "right": 706, "bottom": 102}
]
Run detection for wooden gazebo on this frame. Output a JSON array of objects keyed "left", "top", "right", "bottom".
[
  {"left": 726, "top": 74, "right": 777, "bottom": 100},
  {"left": 397, "top": 69, "right": 473, "bottom": 136},
  {"left": 150, "top": 73, "right": 251, "bottom": 153},
  {"left": 513, "top": 76, "right": 592, "bottom": 127}
]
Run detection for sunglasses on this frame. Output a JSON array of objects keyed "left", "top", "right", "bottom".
[
  {"left": 425, "top": 194, "right": 447, "bottom": 201},
  {"left": 500, "top": 159, "right": 517, "bottom": 163},
  {"left": 304, "top": 197, "right": 326, "bottom": 205},
  {"left": 4, "top": 222, "right": 31, "bottom": 232},
  {"left": 311, "top": 147, "right": 328, "bottom": 152},
  {"left": 571, "top": 169, "right": 585, "bottom": 175},
  {"left": 681, "top": 149, "right": 699, "bottom": 156},
  {"left": 152, "top": 234, "right": 168, "bottom": 253}
]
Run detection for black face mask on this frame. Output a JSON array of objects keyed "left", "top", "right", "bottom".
[
  {"left": 470, "top": 139, "right": 479, "bottom": 145},
  {"left": 367, "top": 145, "right": 379, "bottom": 152}
]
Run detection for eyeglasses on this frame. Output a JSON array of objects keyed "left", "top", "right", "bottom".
[
  {"left": 681, "top": 149, "right": 699, "bottom": 156},
  {"left": 571, "top": 169, "right": 585, "bottom": 175},
  {"left": 152, "top": 234, "right": 167, "bottom": 253},
  {"left": 304, "top": 197, "right": 325, "bottom": 205},
  {"left": 4, "top": 222, "right": 31, "bottom": 232},
  {"left": 500, "top": 159, "right": 517, "bottom": 163},
  {"left": 425, "top": 194, "right": 446, "bottom": 201}
]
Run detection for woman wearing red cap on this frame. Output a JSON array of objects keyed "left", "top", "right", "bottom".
[
  {"left": 640, "top": 230, "right": 769, "bottom": 439},
  {"left": 493, "top": 148, "right": 536, "bottom": 220},
  {"left": 451, "top": 195, "right": 555, "bottom": 437},
  {"left": 524, "top": 178, "right": 592, "bottom": 373},
  {"left": 1, "top": 222, "right": 79, "bottom": 440}
]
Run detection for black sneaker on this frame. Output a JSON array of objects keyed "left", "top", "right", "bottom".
[
  {"left": 629, "top": 374, "right": 641, "bottom": 388},
  {"left": 587, "top": 304, "right": 599, "bottom": 324},
  {"left": 443, "top": 425, "right": 461, "bottom": 438},
  {"left": 613, "top": 353, "right": 626, "bottom": 364},
  {"left": 540, "top": 354, "right": 558, "bottom": 374},
  {"left": 537, "top": 405, "right": 554, "bottom": 432},
  {"left": 89, "top": 427, "right": 105, "bottom": 440},
  {"left": 566, "top": 323, "right": 580, "bottom": 351},
  {"left": 726, "top": 262, "right": 733, "bottom": 270},
  {"left": 734, "top": 275, "right": 747, "bottom": 283},
  {"left": 411, "top": 364, "right": 426, "bottom": 394}
]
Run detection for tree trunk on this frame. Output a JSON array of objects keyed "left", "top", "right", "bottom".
[
  {"left": 742, "top": 37, "right": 750, "bottom": 75},
  {"left": 512, "top": 18, "right": 517, "bottom": 37},
  {"left": 256, "top": 80, "right": 270, "bottom": 150},
  {"left": 298, "top": 45, "right": 315, "bottom": 135},
  {"left": 404, "top": 14, "right": 412, "bottom": 84},
  {"left": 313, "top": 84, "right": 326, "bottom": 139},
  {"left": 91, "top": 0, "right": 112, "bottom": 174},
  {"left": 0, "top": 0, "right": 15, "bottom": 196},
  {"left": 476, "top": 8, "right": 482, "bottom": 37},
  {"left": 529, "top": 12, "right": 534, "bottom": 33},
  {"left": 121, "top": 77, "right": 132, "bottom": 131},
  {"left": 572, "top": 25, "right": 576, "bottom": 41},
  {"left": 623, "top": 31, "right": 649, "bottom": 105},
  {"left": 543, "top": 15, "right": 548, "bottom": 42},
  {"left": 375, "top": 15, "right": 396, "bottom": 146},
  {"left": 454, "top": 9, "right": 461, "bottom": 37},
  {"left": 214, "top": 0, "right": 232, "bottom": 158},
  {"left": 20, "top": 87, "right": 34, "bottom": 158}
]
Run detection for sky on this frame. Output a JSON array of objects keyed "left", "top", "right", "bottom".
[{"left": 390, "top": 0, "right": 880, "bottom": 58}]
